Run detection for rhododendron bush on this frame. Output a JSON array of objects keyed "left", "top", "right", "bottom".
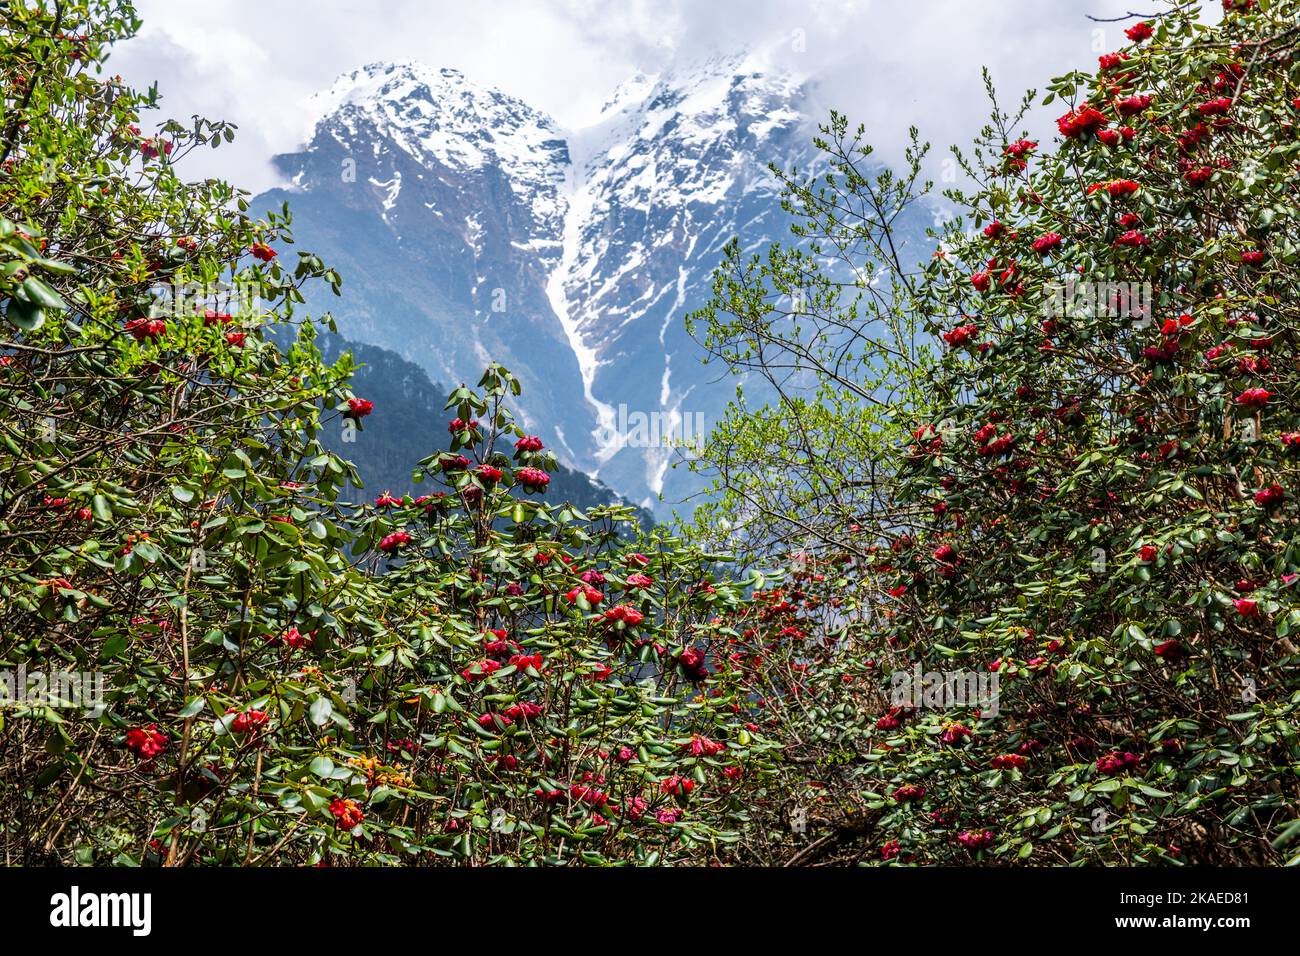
[
  {"left": 690, "top": 1, "right": 1300, "bottom": 864},
  {"left": 8, "top": 0, "right": 1300, "bottom": 870},
  {"left": 0, "top": 1, "right": 779, "bottom": 866}
]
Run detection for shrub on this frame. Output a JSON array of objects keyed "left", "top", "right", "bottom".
[
  {"left": 0, "top": 1, "right": 775, "bottom": 866},
  {"left": 692, "top": 1, "right": 1300, "bottom": 864}
]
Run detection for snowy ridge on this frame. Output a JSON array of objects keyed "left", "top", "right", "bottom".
[
  {"left": 548, "top": 52, "right": 808, "bottom": 491},
  {"left": 306, "top": 61, "right": 569, "bottom": 235}
]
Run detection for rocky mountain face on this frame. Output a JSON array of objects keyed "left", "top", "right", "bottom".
[{"left": 256, "top": 54, "right": 923, "bottom": 515}]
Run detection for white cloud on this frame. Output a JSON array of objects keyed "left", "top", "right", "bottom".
[{"left": 106, "top": 0, "right": 1210, "bottom": 194}]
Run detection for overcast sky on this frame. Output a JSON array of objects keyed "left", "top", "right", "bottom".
[{"left": 106, "top": 0, "right": 1211, "bottom": 194}]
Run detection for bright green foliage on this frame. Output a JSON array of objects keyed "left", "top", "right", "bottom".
[{"left": 0, "top": 1, "right": 777, "bottom": 866}]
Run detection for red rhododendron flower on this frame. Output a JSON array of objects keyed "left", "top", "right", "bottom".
[
  {"left": 461, "top": 659, "right": 502, "bottom": 682},
  {"left": 378, "top": 530, "right": 411, "bottom": 554},
  {"left": 969, "top": 271, "right": 991, "bottom": 292},
  {"left": 893, "top": 784, "right": 925, "bottom": 802},
  {"left": 1178, "top": 122, "right": 1212, "bottom": 152},
  {"left": 280, "top": 625, "right": 310, "bottom": 650},
  {"left": 1139, "top": 544, "right": 1158, "bottom": 563},
  {"left": 229, "top": 709, "right": 269, "bottom": 736},
  {"left": 1113, "top": 230, "right": 1148, "bottom": 248},
  {"left": 570, "top": 784, "right": 608, "bottom": 807},
  {"left": 507, "top": 652, "right": 544, "bottom": 672},
  {"left": 346, "top": 397, "right": 374, "bottom": 418},
  {"left": 957, "top": 829, "right": 995, "bottom": 850},
  {"left": 514, "top": 434, "right": 544, "bottom": 453},
  {"left": 515, "top": 466, "right": 550, "bottom": 492},
  {"left": 932, "top": 544, "right": 959, "bottom": 564},
  {"left": 483, "top": 630, "right": 518, "bottom": 659},
  {"left": 1096, "top": 751, "right": 1142, "bottom": 775},
  {"left": 990, "top": 753, "right": 1027, "bottom": 770},
  {"left": 1254, "top": 483, "right": 1285, "bottom": 508},
  {"left": 1235, "top": 388, "right": 1271, "bottom": 408},
  {"left": 1124, "top": 21, "right": 1153, "bottom": 41},
  {"left": 1030, "top": 232, "right": 1062, "bottom": 255},
  {"left": 943, "top": 324, "right": 978, "bottom": 347},
  {"left": 660, "top": 775, "right": 695, "bottom": 797},
  {"left": 250, "top": 242, "right": 276, "bottom": 261},
  {"left": 140, "top": 137, "right": 172, "bottom": 159},
  {"left": 1183, "top": 166, "right": 1213, "bottom": 187},
  {"left": 941, "top": 722, "right": 971, "bottom": 744},
  {"left": 478, "top": 711, "right": 512, "bottom": 731},
  {"left": 1197, "top": 96, "right": 1233, "bottom": 116},
  {"left": 125, "top": 317, "right": 166, "bottom": 342},
  {"left": 677, "top": 646, "right": 709, "bottom": 682},
  {"left": 1240, "top": 250, "right": 1265, "bottom": 266},
  {"left": 1116, "top": 94, "right": 1152, "bottom": 116},
  {"left": 1153, "top": 639, "right": 1183, "bottom": 659},
  {"left": 1057, "top": 105, "right": 1107, "bottom": 138},
  {"left": 1233, "top": 598, "right": 1258, "bottom": 617},
  {"left": 565, "top": 585, "right": 605, "bottom": 606},
  {"left": 1144, "top": 341, "right": 1177, "bottom": 362},
  {"left": 605, "top": 603, "right": 645, "bottom": 627},
  {"left": 329, "top": 798, "right": 365, "bottom": 830},
  {"left": 125, "top": 724, "right": 167, "bottom": 760},
  {"left": 686, "top": 735, "right": 725, "bottom": 757}
]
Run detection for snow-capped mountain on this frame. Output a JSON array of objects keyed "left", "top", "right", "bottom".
[
  {"left": 265, "top": 61, "right": 590, "bottom": 464},
  {"left": 256, "top": 54, "right": 886, "bottom": 514}
]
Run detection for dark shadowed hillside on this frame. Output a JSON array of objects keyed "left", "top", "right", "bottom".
[{"left": 317, "top": 336, "right": 652, "bottom": 523}]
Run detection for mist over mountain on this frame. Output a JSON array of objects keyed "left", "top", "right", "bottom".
[{"left": 255, "top": 54, "right": 930, "bottom": 515}]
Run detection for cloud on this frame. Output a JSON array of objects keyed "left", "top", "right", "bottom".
[{"left": 106, "top": 0, "right": 1211, "bottom": 194}]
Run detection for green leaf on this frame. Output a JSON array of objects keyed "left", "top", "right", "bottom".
[
  {"left": 309, "top": 696, "right": 333, "bottom": 727},
  {"left": 5, "top": 295, "right": 44, "bottom": 331},
  {"left": 20, "top": 277, "right": 67, "bottom": 310}
]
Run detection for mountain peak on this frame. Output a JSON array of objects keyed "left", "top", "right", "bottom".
[
  {"left": 305, "top": 59, "right": 565, "bottom": 183},
  {"left": 270, "top": 53, "right": 843, "bottom": 512}
]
